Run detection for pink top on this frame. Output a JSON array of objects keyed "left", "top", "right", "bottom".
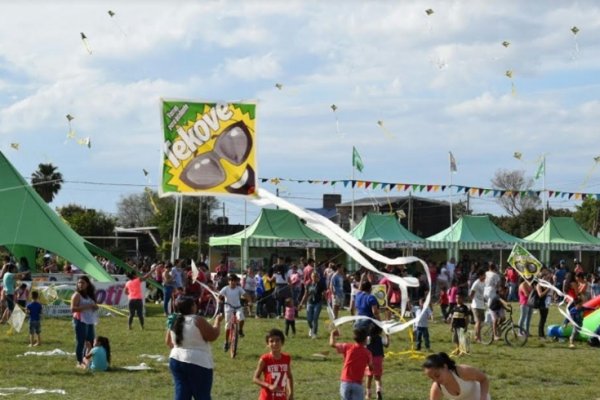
[
  {"left": 518, "top": 284, "right": 531, "bottom": 305},
  {"left": 284, "top": 306, "right": 296, "bottom": 321},
  {"left": 125, "top": 278, "right": 143, "bottom": 300},
  {"left": 448, "top": 286, "right": 459, "bottom": 303}
]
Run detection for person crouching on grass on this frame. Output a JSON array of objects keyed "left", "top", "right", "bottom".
[
  {"left": 330, "top": 327, "right": 373, "bottom": 400},
  {"left": 253, "top": 328, "right": 294, "bottom": 400}
]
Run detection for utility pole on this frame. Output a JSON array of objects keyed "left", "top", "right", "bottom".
[
  {"left": 408, "top": 192, "right": 413, "bottom": 232},
  {"left": 197, "top": 197, "right": 203, "bottom": 261},
  {"left": 466, "top": 192, "right": 470, "bottom": 215}
]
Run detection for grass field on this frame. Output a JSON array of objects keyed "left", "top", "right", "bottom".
[{"left": 0, "top": 303, "right": 597, "bottom": 400}]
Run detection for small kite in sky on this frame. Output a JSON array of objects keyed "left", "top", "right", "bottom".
[
  {"left": 66, "top": 114, "right": 76, "bottom": 139},
  {"left": 143, "top": 169, "right": 149, "bottom": 176},
  {"left": 505, "top": 70, "right": 516, "bottom": 95},
  {"left": 80, "top": 32, "right": 92, "bottom": 55},
  {"left": 594, "top": 156, "right": 600, "bottom": 163},
  {"left": 77, "top": 137, "right": 92, "bottom": 149},
  {"left": 425, "top": 9, "right": 434, "bottom": 16},
  {"left": 108, "top": 10, "right": 127, "bottom": 36},
  {"left": 330, "top": 104, "right": 341, "bottom": 135},
  {"left": 513, "top": 152, "right": 522, "bottom": 160},
  {"left": 570, "top": 26, "right": 580, "bottom": 58},
  {"left": 502, "top": 41, "right": 510, "bottom": 48},
  {"left": 376, "top": 120, "right": 394, "bottom": 139},
  {"left": 10, "top": 143, "right": 19, "bottom": 150},
  {"left": 275, "top": 83, "right": 283, "bottom": 90}
]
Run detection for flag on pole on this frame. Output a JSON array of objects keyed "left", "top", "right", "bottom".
[
  {"left": 352, "top": 146, "right": 364, "bottom": 172},
  {"left": 449, "top": 151, "right": 457, "bottom": 172},
  {"left": 535, "top": 156, "right": 545, "bottom": 180}
]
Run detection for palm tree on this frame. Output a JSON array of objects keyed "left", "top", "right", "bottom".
[{"left": 31, "top": 163, "right": 63, "bottom": 203}]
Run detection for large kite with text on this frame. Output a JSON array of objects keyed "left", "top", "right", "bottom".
[{"left": 160, "top": 100, "right": 257, "bottom": 197}]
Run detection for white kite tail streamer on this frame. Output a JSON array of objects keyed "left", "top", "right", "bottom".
[{"left": 253, "top": 189, "right": 432, "bottom": 335}]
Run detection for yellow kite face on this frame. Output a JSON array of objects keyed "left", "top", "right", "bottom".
[{"left": 161, "top": 102, "right": 257, "bottom": 197}]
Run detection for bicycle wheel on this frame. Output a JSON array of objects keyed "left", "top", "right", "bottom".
[
  {"left": 481, "top": 322, "right": 494, "bottom": 345},
  {"left": 229, "top": 322, "right": 239, "bottom": 358},
  {"left": 505, "top": 325, "right": 528, "bottom": 347}
]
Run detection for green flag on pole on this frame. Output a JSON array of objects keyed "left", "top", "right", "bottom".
[
  {"left": 352, "top": 146, "right": 364, "bottom": 172},
  {"left": 535, "top": 157, "right": 545, "bottom": 180},
  {"left": 507, "top": 244, "right": 542, "bottom": 279}
]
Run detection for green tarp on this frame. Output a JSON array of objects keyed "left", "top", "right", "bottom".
[
  {"left": 426, "top": 215, "right": 524, "bottom": 250},
  {"left": 0, "top": 152, "right": 114, "bottom": 282},
  {"left": 524, "top": 217, "right": 600, "bottom": 251},
  {"left": 209, "top": 208, "right": 336, "bottom": 248},
  {"left": 350, "top": 213, "right": 426, "bottom": 249}
]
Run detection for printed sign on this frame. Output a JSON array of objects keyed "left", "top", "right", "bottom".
[{"left": 161, "top": 100, "right": 257, "bottom": 197}]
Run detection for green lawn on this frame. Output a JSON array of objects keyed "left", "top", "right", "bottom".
[{"left": 0, "top": 303, "right": 597, "bottom": 399}]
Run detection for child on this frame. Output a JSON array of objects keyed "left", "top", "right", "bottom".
[
  {"left": 84, "top": 336, "right": 111, "bottom": 371},
  {"left": 253, "top": 328, "right": 294, "bottom": 400},
  {"left": 415, "top": 298, "right": 433, "bottom": 352},
  {"left": 437, "top": 286, "right": 449, "bottom": 321},
  {"left": 284, "top": 298, "right": 296, "bottom": 337},
  {"left": 365, "top": 325, "right": 389, "bottom": 400},
  {"left": 489, "top": 286, "right": 510, "bottom": 341},
  {"left": 219, "top": 273, "right": 249, "bottom": 351},
  {"left": 567, "top": 298, "right": 584, "bottom": 349},
  {"left": 26, "top": 291, "right": 42, "bottom": 347},
  {"left": 330, "top": 327, "right": 373, "bottom": 400},
  {"left": 449, "top": 293, "right": 470, "bottom": 354},
  {"left": 448, "top": 280, "right": 459, "bottom": 315},
  {"left": 16, "top": 283, "right": 29, "bottom": 308}
]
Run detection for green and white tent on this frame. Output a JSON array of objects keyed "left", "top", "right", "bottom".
[
  {"left": 523, "top": 217, "right": 600, "bottom": 250},
  {"left": 209, "top": 208, "right": 336, "bottom": 249},
  {"left": 350, "top": 213, "right": 427, "bottom": 249},
  {"left": 426, "top": 215, "right": 524, "bottom": 257},
  {"left": 0, "top": 152, "right": 114, "bottom": 282}
]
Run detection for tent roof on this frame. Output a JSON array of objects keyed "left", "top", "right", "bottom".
[
  {"left": 209, "top": 208, "right": 336, "bottom": 248},
  {"left": 0, "top": 152, "right": 114, "bottom": 282},
  {"left": 524, "top": 217, "right": 600, "bottom": 247},
  {"left": 426, "top": 215, "right": 523, "bottom": 249},
  {"left": 350, "top": 213, "right": 426, "bottom": 249}
]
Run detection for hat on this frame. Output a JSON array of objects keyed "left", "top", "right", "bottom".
[{"left": 559, "top": 259, "right": 566, "bottom": 265}]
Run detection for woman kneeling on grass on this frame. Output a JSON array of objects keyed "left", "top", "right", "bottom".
[
  {"left": 422, "top": 352, "right": 490, "bottom": 400},
  {"left": 166, "top": 296, "right": 223, "bottom": 400}
]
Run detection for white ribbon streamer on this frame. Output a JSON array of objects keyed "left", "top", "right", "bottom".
[{"left": 253, "top": 189, "right": 432, "bottom": 334}]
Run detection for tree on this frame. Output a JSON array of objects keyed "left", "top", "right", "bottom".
[
  {"left": 574, "top": 197, "right": 600, "bottom": 236},
  {"left": 116, "top": 190, "right": 219, "bottom": 238},
  {"left": 58, "top": 204, "right": 116, "bottom": 237},
  {"left": 31, "top": 163, "right": 63, "bottom": 203},
  {"left": 491, "top": 169, "right": 541, "bottom": 216},
  {"left": 490, "top": 207, "right": 572, "bottom": 238}
]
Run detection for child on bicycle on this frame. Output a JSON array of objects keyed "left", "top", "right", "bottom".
[
  {"left": 489, "top": 285, "right": 510, "bottom": 341},
  {"left": 253, "top": 328, "right": 294, "bottom": 400},
  {"left": 219, "top": 273, "right": 249, "bottom": 351}
]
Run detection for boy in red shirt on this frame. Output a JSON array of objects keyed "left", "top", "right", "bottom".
[
  {"left": 330, "top": 327, "right": 373, "bottom": 400},
  {"left": 253, "top": 328, "right": 294, "bottom": 400}
]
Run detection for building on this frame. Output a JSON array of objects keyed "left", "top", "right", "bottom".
[{"left": 336, "top": 195, "right": 451, "bottom": 237}]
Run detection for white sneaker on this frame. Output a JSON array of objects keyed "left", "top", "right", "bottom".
[{"left": 308, "top": 329, "right": 313, "bottom": 338}]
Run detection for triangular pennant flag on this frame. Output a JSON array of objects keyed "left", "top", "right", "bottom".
[
  {"left": 372, "top": 182, "right": 380, "bottom": 189},
  {"left": 331, "top": 181, "right": 337, "bottom": 185},
  {"left": 574, "top": 193, "right": 581, "bottom": 200},
  {"left": 343, "top": 180, "right": 349, "bottom": 188},
  {"left": 364, "top": 181, "right": 372, "bottom": 189},
  {"left": 493, "top": 190, "right": 500, "bottom": 197},
  {"left": 433, "top": 185, "right": 440, "bottom": 192},
  {"left": 308, "top": 180, "right": 314, "bottom": 184},
  {"left": 322, "top": 181, "right": 329, "bottom": 185},
  {"left": 500, "top": 190, "right": 506, "bottom": 197},
  {"left": 478, "top": 188, "right": 484, "bottom": 196},
  {"left": 395, "top": 184, "right": 403, "bottom": 191},
  {"left": 418, "top": 185, "right": 425, "bottom": 192},
  {"left": 351, "top": 181, "right": 357, "bottom": 188},
  {"left": 441, "top": 185, "right": 447, "bottom": 191},
  {"left": 426, "top": 185, "right": 433, "bottom": 192},
  {"left": 357, "top": 181, "right": 365, "bottom": 188},
  {"left": 469, "top": 188, "right": 477, "bottom": 195},
  {"left": 260, "top": 178, "right": 268, "bottom": 183},
  {"left": 561, "top": 192, "right": 567, "bottom": 198},
  {"left": 568, "top": 193, "right": 574, "bottom": 199},
  {"left": 548, "top": 191, "right": 554, "bottom": 197},
  {"left": 582, "top": 193, "right": 587, "bottom": 200},
  {"left": 483, "top": 189, "right": 491, "bottom": 195}
]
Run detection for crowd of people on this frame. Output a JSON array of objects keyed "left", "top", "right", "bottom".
[{"left": 3, "top": 251, "right": 600, "bottom": 399}]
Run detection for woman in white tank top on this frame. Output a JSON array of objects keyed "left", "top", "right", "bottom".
[
  {"left": 166, "top": 296, "right": 224, "bottom": 400},
  {"left": 422, "top": 352, "right": 491, "bottom": 400}
]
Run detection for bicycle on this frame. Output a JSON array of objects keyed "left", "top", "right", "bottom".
[
  {"left": 481, "top": 305, "right": 527, "bottom": 347},
  {"left": 222, "top": 302, "right": 243, "bottom": 358}
]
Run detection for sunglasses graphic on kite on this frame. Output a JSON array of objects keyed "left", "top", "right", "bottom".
[{"left": 181, "top": 121, "right": 256, "bottom": 195}]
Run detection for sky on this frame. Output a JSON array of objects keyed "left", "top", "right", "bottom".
[{"left": 1, "top": 0, "right": 600, "bottom": 228}]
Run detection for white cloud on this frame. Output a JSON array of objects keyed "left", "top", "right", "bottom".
[{"left": 219, "top": 53, "right": 281, "bottom": 80}]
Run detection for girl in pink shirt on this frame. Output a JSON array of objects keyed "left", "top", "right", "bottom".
[{"left": 284, "top": 298, "right": 296, "bottom": 337}]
